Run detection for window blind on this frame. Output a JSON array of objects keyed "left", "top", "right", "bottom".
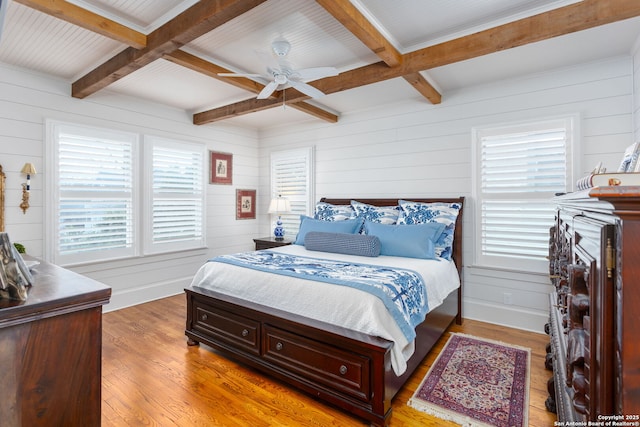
[
  {"left": 56, "top": 126, "right": 135, "bottom": 263},
  {"left": 476, "top": 118, "right": 573, "bottom": 271},
  {"left": 49, "top": 122, "right": 207, "bottom": 265},
  {"left": 147, "top": 143, "right": 204, "bottom": 252},
  {"left": 271, "top": 148, "right": 314, "bottom": 237}
]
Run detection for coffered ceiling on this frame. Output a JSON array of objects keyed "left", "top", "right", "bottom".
[{"left": 1, "top": 0, "right": 639, "bottom": 130}]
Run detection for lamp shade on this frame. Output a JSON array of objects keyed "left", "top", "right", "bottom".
[
  {"left": 268, "top": 196, "right": 291, "bottom": 214},
  {"left": 21, "top": 163, "right": 37, "bottom": 175}
]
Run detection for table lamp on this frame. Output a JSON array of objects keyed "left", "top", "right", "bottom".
[{"left": 268, "top": 195, "right": 291, "bottom": 240}]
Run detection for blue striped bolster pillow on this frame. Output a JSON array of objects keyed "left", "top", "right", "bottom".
[{"left": 304, "top": 231, "right": 381, "bottom": 257}]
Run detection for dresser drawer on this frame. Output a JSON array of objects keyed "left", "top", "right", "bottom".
[
  {"left": 192, "top": 301, "right": 260, "bottom": 355},
  {"left": 263, "top": 325, "right": 371, "bottom": 402}
]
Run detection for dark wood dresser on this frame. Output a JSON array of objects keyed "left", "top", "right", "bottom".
[
  {"left": 546, "top": 186, "right": 640, "bottom": 422},
  {"left": 0, "top": 257, "right": 111, "bottom": 427}
]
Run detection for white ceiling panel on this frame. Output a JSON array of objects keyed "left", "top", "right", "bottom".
[
  {"left": 186, "top": 0, "right": 377, "bottom": 75},
  {"left": 67, "top": 0, "right": 198, "bottom": 32},
  {"left": 0, "top": 1, "right": 124, "bottom": 80},
  {"left": 107, "top": 59, "right": 255, "bottom": 113},
  {"left": 428, "top": 16, "right": 640, "bottom": 93},
  {"left": 356, "top": 0, "right": 584, "bottom": 51}
]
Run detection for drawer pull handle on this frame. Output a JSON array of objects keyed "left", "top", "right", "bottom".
[
  {"left": 339, "top": 365, "right": 348, "bottom": 375},
  {"left": 241, "top": 329, "right": 249, "bottom": 337},
  {"left": 276, "top": 342, "right": 283, "bottom": 351},
  {"left": 201, "top": 314, "right": 208, "bottom": 321}
]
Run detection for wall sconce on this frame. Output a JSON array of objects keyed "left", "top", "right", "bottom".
[
  {"left": 20, "top": 163, "right": 36, "bottom": 214},
  {"left": 268, "top": 195, "right": 291, "bottom": 240}
]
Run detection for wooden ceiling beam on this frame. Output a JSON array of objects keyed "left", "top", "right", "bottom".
[
  {"left": 14, "top": 0, "right": 146, "bottom": 48},
  {"left": 163, "top": 50, "right": 264, "bottom": 93},
  {"left": 71, "top": 0, "right": 267, "bottom": 99},
  {"left": 402, "top": 72, "right": 442, "bottom": 104},
  {"left": 316, "top": 0, "right": 441, "bottom": 104},
  {"left": 164, "top": 50, "right": 338, "bottom": 123},
  {"left": 316, "top": 0, "right": 401, "bottom": 67},
  {"left": 195, "top": 0, "right": 640, "bottom": 124}
]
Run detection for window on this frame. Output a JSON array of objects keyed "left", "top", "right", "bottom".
[
  {"left": 473, "top": 116, "right": 577, "bottom": 272},
  {"left": 143, "top": 136, "right": 205, "bottom": 255},
  {"left": 47, "top": 121, "right": 205, "bottom": 265},
  {"left": 270, "top": 147, "right": 314, "bottom": 237}
]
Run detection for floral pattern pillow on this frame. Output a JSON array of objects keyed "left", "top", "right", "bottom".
[
  {"left": 351, "top": 200, "right": 400, "bottom": 225},
  {"left": 397, "top": 200, "right": 462, "bottom": 260},
  {"left": 313, "top": 202, "right": 355, "bottom": 221}
]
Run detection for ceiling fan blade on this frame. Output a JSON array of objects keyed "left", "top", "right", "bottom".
[
  {"left": 288, "top": 80, "right": 326, "bottom": 99},
  {"left": 290, "top": 67, "right": 339, "bottom": 81},
  {"left": 257, "top": 80, "right": 280, "bottom": 99},
  {"left": 218, "top": 73, "right": 263, "bottom": 77}
]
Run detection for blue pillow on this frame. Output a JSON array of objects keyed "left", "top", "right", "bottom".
[
  {"left": 350, "top": 200, "right": 400, "bottom": 225},
  {"left": 295, "top": 216, "right": 364, "bottom": 245},
  {"left": 304, "top": 232, "right": 381, "bottom": 257},
  {"left": 397, "top": 201, "right": 462, "bottom": 260},
  {"left": 364, "top": 221, "right": 445, "bottom": 259},
  {"left": 313, "top": 202, "right": 355, "bottom": 221}
]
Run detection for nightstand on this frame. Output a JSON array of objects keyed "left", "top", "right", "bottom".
[{"left": 253, "top": 237, "right": 293, "bottom": 250}]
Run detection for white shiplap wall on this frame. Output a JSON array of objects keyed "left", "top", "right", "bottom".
[
  {"left": 0, "top": 62, "right": 260, "bottom": 311},
  {"left": 258, "top": 55, "right": 635, "bottom": 333}
]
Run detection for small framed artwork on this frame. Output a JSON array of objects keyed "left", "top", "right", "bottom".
[
  {"left": 210, "top": 151, "right": 233, "bottom": 184},
  {"left": 236, "top": 189, "right": 256, "bottom": 220}
]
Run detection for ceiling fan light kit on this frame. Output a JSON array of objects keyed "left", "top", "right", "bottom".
[{"left": 271, "top": 40, "right": 291, "bottom": 57}]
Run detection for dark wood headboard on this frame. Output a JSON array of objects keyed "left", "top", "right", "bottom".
[{"left": 319, "top": 197, "right": 465, "bottom": 275}]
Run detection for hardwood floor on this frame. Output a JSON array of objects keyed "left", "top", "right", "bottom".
[{"left": 102, "top": 295, "right": 557, "bottom": 426}]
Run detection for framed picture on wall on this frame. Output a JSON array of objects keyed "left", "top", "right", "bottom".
[
  {"left": 210, "top": 151, "right": 233, "bottom": 184},
  {"left": 236, "top": 189, "right": 256, "bottom": 220}
]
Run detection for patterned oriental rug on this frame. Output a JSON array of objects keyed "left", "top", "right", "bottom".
[{"left": 409, "top": 333, "right": 530, "bottom": 427}]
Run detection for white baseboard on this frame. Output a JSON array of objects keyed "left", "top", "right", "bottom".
[
  {"left": 103, "top": 277, "right": 191, "bottom": 313},
  {"left": 463, "top": 299, "right": 549, "bottom": 334}
]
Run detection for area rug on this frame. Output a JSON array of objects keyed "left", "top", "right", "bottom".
[{"left": 408, "top": 333, "right": 530, "bottom": 427}]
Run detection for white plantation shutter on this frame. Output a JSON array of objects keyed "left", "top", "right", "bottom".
[
  {"left": 271, "top": 147, "right": 314, "bottom": 237},
  {"left": 475, "top": 117, "right": 575, "bottom": 272},
  {"left": 48, "top": 121, "right": 206, "bottom": 265},
  {"left": 53, "top": 123, "right": 137, "bottom": 265},
  {"left": 144, "top": 138, "right": 205, "bottom": 253}
]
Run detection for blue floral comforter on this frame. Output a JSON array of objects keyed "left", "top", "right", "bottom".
[{"left": 209, "top": 251, "right": 428, "bottom": 342}]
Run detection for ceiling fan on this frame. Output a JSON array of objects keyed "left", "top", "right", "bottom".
[{"left": 219, "top": 39, "right": 338, "bottom": 99}]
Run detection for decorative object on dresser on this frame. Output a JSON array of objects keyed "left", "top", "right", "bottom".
[
  {"left": 617, "top": 142, "right": 640, "bottom": 172},
  {"left": 576, "top": 172, "right": 640, "bottom": 190},
  {"left": 185, "top": 197, "right": 464, "bottom": 427},
  {"left": 0, "top": 256, "right": 111, "bottom": 426},
  {"left": 267, "top": 195, "right": 291, "bottom": 240},
  {"left": 545, "top": 186, "right": 640, "bottom": 422},
  {"left": 209, "top": 150, "right": 232, "bottom": 184},
  {"left": 0, "top": 232, "right": 32, "bottom": 301},
  {"left": 235, "top": 189, "right": 256, "bottom": 220},
  {"left": 253, "top": 236, "right": 292, "bottom": 250},
  {"left": 409, "top": 333, "right": 530, "bottom": 427}
]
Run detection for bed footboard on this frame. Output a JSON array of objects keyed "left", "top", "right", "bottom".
[
  {"left": 185, "top": 286, "right": 394, "bottom": 426},
  {"left": 185, "top": 285, "right": 459, "bottom": 426}
]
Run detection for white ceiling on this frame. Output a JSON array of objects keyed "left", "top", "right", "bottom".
[{"left": 1, "top": 0, "right": 639, "bottom": 130}]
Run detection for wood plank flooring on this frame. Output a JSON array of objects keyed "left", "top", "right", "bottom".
[{"left": 102, "top": 294, "right": 557, "bottom": 426}]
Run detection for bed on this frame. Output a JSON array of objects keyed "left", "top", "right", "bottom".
[{"left": 184, "top": 197, "right": 464, "bottom": 426}]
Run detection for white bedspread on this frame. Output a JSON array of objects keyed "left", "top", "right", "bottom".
[{"left": 189, "top": 244, "right": 460, "bottom": 375}]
